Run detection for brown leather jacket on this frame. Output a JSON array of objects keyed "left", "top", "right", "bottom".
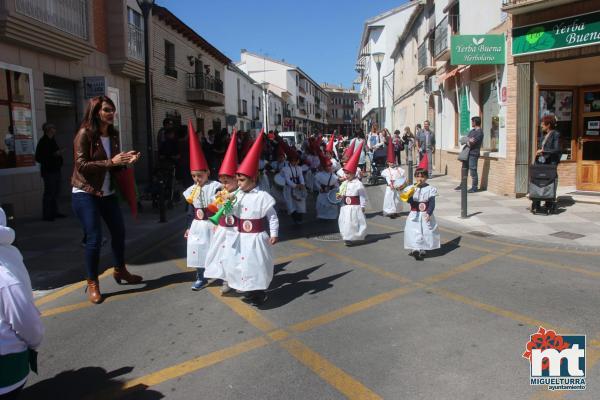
[{"left": 71, "top": 128, "right": 123, "bottom": 196}]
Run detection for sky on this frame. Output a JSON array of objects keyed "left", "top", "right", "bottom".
[{"left": 156, "top": 0, "right": 409, "bottom": 88}]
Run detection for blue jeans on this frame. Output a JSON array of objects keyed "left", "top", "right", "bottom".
[
  {"left": 462, "top": 154, "right": 479, "bottom": 189},
  {"left": 72, "top": 193, "right": 125, "bottom": 279}
]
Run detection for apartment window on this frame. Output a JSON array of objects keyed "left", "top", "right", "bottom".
[
  {"left": 480, "top": 79, "right": 500, "bottom": 152},
  {"left": 215, "top": 70, "right": 220, "bottom": 81},
  {"left": 242, "top": 100, "right": 248, "bottom": 115},
  {"left": 164, "top": 40, "right": 177, "bottom": 78}
]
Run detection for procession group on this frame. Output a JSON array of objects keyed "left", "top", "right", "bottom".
[{"left": 184, "top": 122, "right": 441, "bottom": 306}]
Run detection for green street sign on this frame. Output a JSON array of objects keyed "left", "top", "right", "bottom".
[
  {"left": 451, "top": 34, "right": 505, "bottom": 65},
  {"left": 513, "top": 11, "right": 600, "bottom": 56}
]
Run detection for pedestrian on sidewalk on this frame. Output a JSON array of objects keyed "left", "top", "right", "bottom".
[
  {"left": 232, "top": 132, "right": 279, "bottom": 306},
  {"left": 392, "top": 130, "right": 403, "bottom": 166},
  {"left": 455, "top": 116, "right": 483, "bottom": 193},
  {"left": 402, "top": 127, "right": 415, "bottom": 166},
  {"left": 404, "top": 168, "right": 440, "bottom": 260},
  {"left": 71, "top": 96, "right": 142, "bottom": 304},
  {"left": 338, "top": 141, "right": 367, "bottom": 246},
  {"left": 183, "top": 121, "right": 221, "bottom": 291},
  {"left": 0, "top": 208, "right": 44, "bottom": 400},
  {"left": 34, "top": 123, "right": 66, "bottom": 221},
  {"left": 532, "top": 114, "right": 561, "bottom": 211},
  {"left": 416, "top": 120, "right": 435, "bottom": 176}
]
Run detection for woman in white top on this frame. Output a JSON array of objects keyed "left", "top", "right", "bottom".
[{"left": 71, "top": 96, "right": 142, "bottom": 304}]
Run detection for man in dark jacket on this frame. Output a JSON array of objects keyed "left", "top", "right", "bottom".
[
  {"left": 34, "top": 123, "right": 65, "bottom": 220},
  {"left": 456, "top": 116, "right": 484, "bottom": 193}
]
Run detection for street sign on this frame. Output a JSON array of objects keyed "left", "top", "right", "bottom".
[
  {"left": 83, "top": 76, "right": 106, "bottom": 99},
  {"left": 451, "top": 34, "right": 505, "bottom": 65}
]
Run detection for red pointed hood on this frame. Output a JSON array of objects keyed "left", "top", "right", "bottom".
[
  {"left": 417, "top": 152, "right": 429, "bottom": 170},
  {"left": 387, "top": 136, "right": 395, "bottom": 164},
  {"left": 325, "top": 135, "right": 335, "bottom": 153},
  {"left": 343, "top": 141, "right": 363, "bottom": 174},
  {"left": 342, "top": 140, "right": 355, "bottom": 159},
  {"left": 237, "top": 128, "right": 264, "bottom": 179},
  {"left": 219, "top": 129, "right": 238, "bottom": 177},
  {"left": 188, "top": 120, "right": 208, "bottom": 171}
]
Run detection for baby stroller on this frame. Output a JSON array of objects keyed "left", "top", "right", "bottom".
[
  {"left": 367, "top": 146, "right": 388, "bottom": 185},
  {"left": 529, "top": 164, "right": 558, "bottom": 215}
]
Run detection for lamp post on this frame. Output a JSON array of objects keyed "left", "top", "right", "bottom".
[
  {"left": 137, "top": 0, "right": 155, "bottom": 180},
  {"left": 372, "top": 52, "right": 385, "bottom": 130}
]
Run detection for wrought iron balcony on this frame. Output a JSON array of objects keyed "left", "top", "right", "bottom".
[
  {"left": 418, "top": 41, "right": 435, "bottom": 75},
  {"left": 501, "top": 0, "right": 579, "bottom": 13},
  {"left": 15, "top": 0, "right": 88, "bottom": 39},
  {"left": 186, "top": 73, "right": 225, "bottom": 106},
  {"left": 127, "top": 23, "right": 144, "bottom": 61},
  {"left": 433, "top": 16, "right": 449, "bottom": 60}
]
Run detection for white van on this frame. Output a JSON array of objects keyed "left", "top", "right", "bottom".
[{"left": 278, "top": 131, "right": 305, "bottom": 150}]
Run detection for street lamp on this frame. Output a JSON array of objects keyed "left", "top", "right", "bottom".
[
  {"left": 137, "top": 0, "right": 155, "bottom": 179},
  {"left": 372, "top": 52, "right": 385, "bottom": 130}
]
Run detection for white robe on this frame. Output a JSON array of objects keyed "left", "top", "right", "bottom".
[
  {"left": 381, "top": 167, "right": 407, "bottom": 215},
  {"left": 183, "top": 181, "right": 221, "bottom": 268},
  {"left": 227, "top": 188, "right": 279, "bottom": 291},
  {"left": 258, "top": 160, "right": 271, "bottom": 194},
  {"left": 404, "top": 185, "right": 441, "bottom": 251},
  {"left": 282, "top": 165, "right": 306, "bottom": 214},
  {"left": 314, "top": 171, "right": 339, "bottom": 220},
  {"left": 338, "top": 179, "right": 367, "bottom": 241}
]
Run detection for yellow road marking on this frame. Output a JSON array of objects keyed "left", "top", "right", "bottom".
[
  {"left": 280, "top": 338, "right": 382, "bottom": 400},
  {"left": 41, "top": 282, "right": 185, "bottom": 317},
  {"left": 207, "top": 286, "right": 277, "bottom": 332},
  {"left": 86, "top": 336, "right": 270, "bottom": 400},
  {"left": 419, "top": 250, "right": 510, "bottom": 286},
  {"left": 35, "top": 230, "right": 182, "bottom": 307},
  {"left": 267, "top": 329, "right": 290, "bottom": 342},
  {"left": 35, "top": 268, "right": 114, "bottom": 307},
  {"left": 290, "top": 286, "right": 419, "bottom": 333},
  {"left": 508, "top": 253, "right": 600, "bottom": 278}
]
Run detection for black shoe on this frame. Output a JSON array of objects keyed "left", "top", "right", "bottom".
[
  {"left": 242, "top": 291, "right": 268, "bottom": 305},
  {"left": 454, "top": 185, "right": 462, "bottom": 191},
  {"left": 408, "top": 250, "right": 416, "bottom": 257},
  {"left": 467, "top": 188, "right": 478, "bottom": 193},
  {"left": 417, "top": 250, "right": 426, "bottom": 260}
]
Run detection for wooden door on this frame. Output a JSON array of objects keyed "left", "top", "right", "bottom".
[{"left": 577, "top": 87, "right": 600, "bottom": 191}]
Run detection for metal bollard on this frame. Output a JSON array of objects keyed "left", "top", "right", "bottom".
[
  {"left": 158, "top": 179, "right": 167, "bottom": 223},
  {"left": 460, "top": 165, "right": 468, "bottom": 219}
]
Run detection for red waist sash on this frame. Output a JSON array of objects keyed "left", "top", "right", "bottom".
[
  {"left": 410, "top": 202, "right": 429, "bottom": 212},
  {"left": 238, "top": 218, "right": 266, "bottom": 233},
  {"left": 342, "top": 196, "right": 360, "bottom": 206},
  {"left": 193, "top": 208, "right": 214, "bottom": 220}
]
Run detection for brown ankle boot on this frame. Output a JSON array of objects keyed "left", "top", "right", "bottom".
[
  {"left": 113, "top": 266, "right": 143, "bottom": 284},
  {"left": 86, "top": 279, "right": 103, "bottom": 304}
]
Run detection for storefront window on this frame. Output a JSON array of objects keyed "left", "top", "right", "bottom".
[
  {"left": 481, "top": 80, "right": 500, "bottom": 152},
  {"left": 538, "top": 89, "right": 573, "bottom": 161},
  {"left": 0, "top": 66, "right": 35, "bottom": 169}
]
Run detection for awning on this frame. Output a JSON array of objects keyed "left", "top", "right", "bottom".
[{"left": 438, "top": 66, "right": 470, "bottom": 83}]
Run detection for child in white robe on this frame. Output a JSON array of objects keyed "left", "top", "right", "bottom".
[
  {"left": 337, "top": 142, "right": 367, "bottom": 246},
  {"left": 282, "top": 152, "right": 307, "bottom": 224},
  {"left": 314, "top": 157, "right": 339, "bottom": 220},
  {"left": 381, "top": 164, "right": 406, "bottom": 218},
  {"left": 403, "top": 168, "right": 440, "bottom": 260}
]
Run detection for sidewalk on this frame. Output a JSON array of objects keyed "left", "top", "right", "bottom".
[
  {"left": 13, "top": 200, "right": 187, "bottom": 294},
  {"left": 366, "top": 174, "right": 600, "bottom": 250}
]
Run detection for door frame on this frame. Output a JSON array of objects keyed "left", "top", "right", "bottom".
[{"left": 577, "top": 85, "right": 600, "bottom": 191}]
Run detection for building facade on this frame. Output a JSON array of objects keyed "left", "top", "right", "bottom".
[
  {"left": 238, "top": 51, "right": 329, "bottom": 134},
  {"left": 224, "top": 63, "right": 263, "bottom": 133},
  {"left": 356, "top": 2, "right": 418, "bottom": 133},
  {"left": 0, "top": 0, "right": 142, "bottom": 217},
  {"left": 321, "top": 84, "right": 361, "bottom": 136}
]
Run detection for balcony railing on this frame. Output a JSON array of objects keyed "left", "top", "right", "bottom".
[
  {"left": 299, "top": 86, "right": 306, "bottom": 94},
  {"left": 127, "top": 23, "right": 144, "bottom": 61},
  {"left": 15, "top": 0, "right": 88, "bottom": 40},
  {"left": 187, "top": 74, "right": 224, "bottom": 93},
  {"left": 433, "top": 16, "right": 448, "bottom": 59},
  {"left": 417, "top": 41, "right": 435, "bottom": 75},
  {"left": 299, "top": 108, "right": 307, "bottom": 116}
]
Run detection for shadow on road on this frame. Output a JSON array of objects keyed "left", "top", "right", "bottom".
[
  {"left": 102, "top": 271, "right": 192, "bottom": 300},
  {"left": 21, "top": 366, "right": 164, "bottom": 400},
  {"left": 262, "top": 264, "right": 351, "bottom": 309},
  {"left": 426, "top": 236, "right": 462, "bottom": 258}
]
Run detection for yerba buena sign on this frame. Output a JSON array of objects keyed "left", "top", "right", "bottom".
[
  {"left": 513, "top": 11, "right": 600, "bottom": 56},
  {"left": 451, "top": 34, "right": 505, "bottom": 65}
]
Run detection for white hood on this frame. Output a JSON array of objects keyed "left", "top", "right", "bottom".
[{"left": 0, "top": 207, "right": 33, "bottom": 296}]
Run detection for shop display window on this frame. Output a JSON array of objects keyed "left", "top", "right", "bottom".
[
  {"left": 0, "top": 66, "right": 35, "bottom": 169},
  {"left": 538, "top": 89, "right": 573, "bottom": 161},
  {"left": 481, "top": 80, "right": 500, "bottom": 152}
]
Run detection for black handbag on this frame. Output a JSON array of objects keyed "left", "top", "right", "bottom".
[{"left": 458, "top": 145, "right": 469, "bottom": 161}]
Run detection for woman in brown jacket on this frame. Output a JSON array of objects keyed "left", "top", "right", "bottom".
[{"left": 71, "top": 96, "right": 142, "bottom": 303}]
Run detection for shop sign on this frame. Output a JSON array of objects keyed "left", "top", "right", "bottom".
[
  {"left": 83, "top": 76, "right": 106, "bottom": 98},
  {"left": 513, "top": 11, "right": 600, "bottom": 56},
  {"left": 451, "top": 34, "right": 505, "bottom": 65}
]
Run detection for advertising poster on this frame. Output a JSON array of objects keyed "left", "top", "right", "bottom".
[{"left": 11, "top": 105, "right": 35, "bottom": 166}]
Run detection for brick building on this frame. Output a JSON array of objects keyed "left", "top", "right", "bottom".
[{"left": 321, "top": 83, "right": 361, "bottom": 136}]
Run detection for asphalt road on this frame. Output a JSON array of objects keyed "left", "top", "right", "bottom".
[{"left": 23, "top": 187, "right": 600, "bottom": 400}]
